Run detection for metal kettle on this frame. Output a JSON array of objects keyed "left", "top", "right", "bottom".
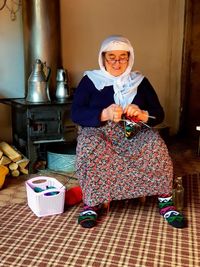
[
  {"left": 55, "top": 68, "right": 70, "bottom": 101},
  {"left": 26, "top": 59, "right": 51, "bottom": 103}
]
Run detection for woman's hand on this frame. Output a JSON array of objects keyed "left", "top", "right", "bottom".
[
  {"left": 124, "top": 104, "right": 149, "bottom": 122},
  {"left": 101, "top": 104, "right": 123, "bottom": 122}
]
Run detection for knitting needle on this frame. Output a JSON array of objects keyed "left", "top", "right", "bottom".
[
  {"left": 120, "top": 115, "right": 156, "bottom": 121},
  {"left": 148, "top": 115, "right": 156, "bottom": 119},
  {"left": 120, "top": 115, "right": 156, "bottom": 123},
  {"left": 120, "top": 119, "right": 134, "bottom": 123},
  {"left": 140, "top": 121, "right": 151, "bottom": 128}
]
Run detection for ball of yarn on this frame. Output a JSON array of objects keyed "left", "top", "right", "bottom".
[
  {"left": 65, "top": 186, "right": 83, "bottom": 206},
  {"left": 34, "top": 187, "right": 44, "bottom": 193}
]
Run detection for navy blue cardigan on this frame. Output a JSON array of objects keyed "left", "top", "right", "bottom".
[{"left": 71, "top": 75, "right": 164, "bottom": 127}]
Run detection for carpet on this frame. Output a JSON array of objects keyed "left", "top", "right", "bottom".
[{"left": 0, "top": 174, "right": 199, "bottom": 267}]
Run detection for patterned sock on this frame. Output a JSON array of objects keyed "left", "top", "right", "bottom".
[
  {"left": 78, "top": 204, "right": 98, "bottom": 228},
  {"left": 158, "top": 195, "right": 186, "bottom": 228}
]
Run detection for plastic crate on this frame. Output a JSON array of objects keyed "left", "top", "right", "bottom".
[{"left": 26, "top": 176, "right": 65, "bottom": 217}]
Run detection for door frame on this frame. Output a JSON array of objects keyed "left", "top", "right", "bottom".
[{"left": 180, "top": 0, "right": 195, "bottom": 136}]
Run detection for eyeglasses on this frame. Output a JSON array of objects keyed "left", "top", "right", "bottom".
[{"left": 105, "top": 57, "right": 129, "bottom": 65}]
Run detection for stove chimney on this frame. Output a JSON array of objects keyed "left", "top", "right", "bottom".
[{"left": 22, "top": 0, "right": 62, "bottom": 100}]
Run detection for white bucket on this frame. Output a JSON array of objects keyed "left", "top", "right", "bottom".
[{"left": 26, "top": 176, "right": 65, "bottom": 217}]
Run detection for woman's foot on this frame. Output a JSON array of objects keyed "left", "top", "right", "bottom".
[
  {"left": 78, "top": 205, "right": 98, "bottom": 228},
  {"left": 158, "top": 195, "right": 186, "bottom": 228}
]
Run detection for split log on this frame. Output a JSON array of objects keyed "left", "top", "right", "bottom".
[
  {"left": 0, "top": 142, "right": 22, "bottom": 162},
  {"left": 0, "top": 142, "right": 30, "bottom": 176},
  {"left": 11, "top": 169, "right": 20, "bottom": 177},
  {"left": 16, "top": 158, "right": 30, "bottom": 169},
  {"left": 0, "top": 155, "right": 12, "bottom": 165},
  {"left": 9, "top": 162, "right": 18, "bottom": 171},
  {"left": 19, "top": 167, "right": 29, "bottom": 175}
]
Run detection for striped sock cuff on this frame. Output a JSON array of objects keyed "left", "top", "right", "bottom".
[{"left": 158, "top": 196, "right": 172, "bottom": 203}]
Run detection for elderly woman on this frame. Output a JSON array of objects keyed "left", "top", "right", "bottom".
[{"left": 71, "top": 35, "right": 186, "bottom": 229}]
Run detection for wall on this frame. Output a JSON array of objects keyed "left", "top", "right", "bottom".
[
  {"left": 0, "top": 5, "right": 24, "bottom": 142},
  {"left": 60, "top": 0, "right": 185, "bottom": 134},
  {"left": 0, "top": 0, "right": 185, "bottom": 142}
]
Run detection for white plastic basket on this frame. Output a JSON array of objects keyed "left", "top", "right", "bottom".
[{"left": 26, "top": 176, "right": 65, "bottom": 217}]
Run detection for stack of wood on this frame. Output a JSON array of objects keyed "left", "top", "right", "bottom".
[{"left": 0, "top": 141, "right": 29, "bottom": 177}]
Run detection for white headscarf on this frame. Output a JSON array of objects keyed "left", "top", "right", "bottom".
[{"left": 84, "top": 35, "right": 144, "bottom": 108}]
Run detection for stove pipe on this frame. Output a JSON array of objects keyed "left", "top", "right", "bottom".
[{"left": 22, "top": 0, "right": 62, "bottom": 100}]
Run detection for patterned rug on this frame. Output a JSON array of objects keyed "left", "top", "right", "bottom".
[{"left": 0, "top": 174, "right": 199, "bottom": 267}]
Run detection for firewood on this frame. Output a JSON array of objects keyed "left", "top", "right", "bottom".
[
  {"left": 11, "top": 169, "right": 20, "bottom": 177},
  {"left": 16, "top": 158, "right": 30, "bottom": 169},
  {"left": 0, "top": 155, "right": 12, "bottom": 165},
  {"left": 0, "top": 149, "right": 3, "bottom": 159},
  {"left": 19, "top": 167, "right": 29, "bottom": 175},
  {"left": 9, "top": 162, "right": 19, "bottom": 171},
  {"left": 0, "top": 142, "right": 22, "bottom": 162}
]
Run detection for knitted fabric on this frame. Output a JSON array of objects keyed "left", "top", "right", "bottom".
[
  {"left": 158, "top": 196, "right": 186, "bottom": 228},
  {"left": 78, "top": 205, "right": 98, "bottom": 228}
]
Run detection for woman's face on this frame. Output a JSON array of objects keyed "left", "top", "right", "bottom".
[{"left": 104, "top": 50, "right": 129, "bottom": 76}]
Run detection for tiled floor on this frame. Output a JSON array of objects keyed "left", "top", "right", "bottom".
[
  {"left": 0, "top": 136, "right": 199, "bottom": 207},
  {"left": 168, "top": 136, "right": 200, "bottom": 176}
]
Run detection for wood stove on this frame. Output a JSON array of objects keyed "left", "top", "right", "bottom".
[{"left": 10, "top": 98, "right": 77, "bottom": 172}]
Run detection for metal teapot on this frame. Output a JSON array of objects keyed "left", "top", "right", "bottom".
[
  {"left": 56, "top": 68, "right": 67, "bottom": 82},
  {"left": 55, "top": 68, "right": 70, "bottom": 101},
  {"left": 26, "top": 59, "right": 51, "bottom": 103}
]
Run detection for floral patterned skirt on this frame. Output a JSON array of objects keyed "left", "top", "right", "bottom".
[{"left": 75, "top": 121, "right": 173, "bottom": 207}]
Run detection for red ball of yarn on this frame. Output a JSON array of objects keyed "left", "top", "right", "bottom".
[{"left": 65, "top": 186, "right": 83, "bottom": 206}]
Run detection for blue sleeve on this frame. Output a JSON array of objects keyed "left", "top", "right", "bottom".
[
  {"left": 133, "top": 78, "right": 165, "bottom": 126},
  {"left": 71, "top": 75, "right": 104, "bottom": 127}
]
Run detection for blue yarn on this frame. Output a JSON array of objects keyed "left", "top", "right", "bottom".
[{"left": 34, "top": 186, "right": 57, "bottom": 195}]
